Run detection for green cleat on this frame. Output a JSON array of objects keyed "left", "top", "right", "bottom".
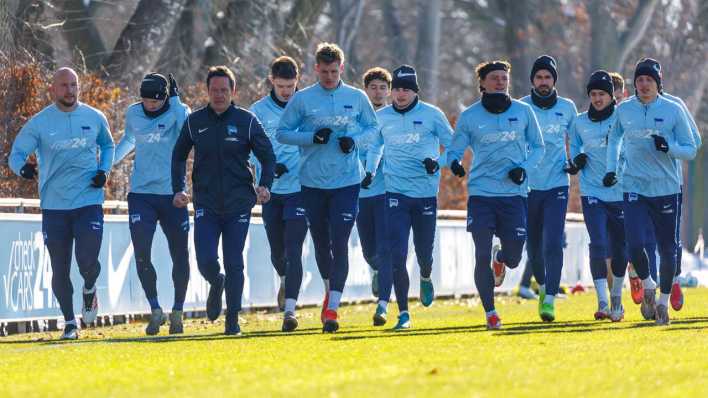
[
  {"left": 538, "top": 286, "right": 546, "bottom": 315},
  {"left": 420, "top": 279, "right": 435, "bottom": 307},
  {"left": 540, "top": 302, "right": 555, "bottom": 322}
]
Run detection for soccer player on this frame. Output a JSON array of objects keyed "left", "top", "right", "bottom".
[
  {"left": 277, "top": 43, "right": 378, "bottom": 333},
  {"left": 448, "top": 61, "right": 544, "bottom": 329},
  {"left": 172, "top": 66, "right": 275, "bottom": 335},
  {"left": 520, "top": 55, "right": 578, "bottom": 322},
  {"left": 364, "top": 65, "right": 454, "bottom": 330},
  {"left": 610, "top": 72, "right": 657, "bottom": 306},
  {"left": 567, "top": 70, "right": 626, "bottom": 321},
  {"left": 358, "top": 67, "right": 391, "bottom": 297},
  {"left": 250, "top": 56, "right": 308, "bottom": 332},
  {"left": 9, "top": 67, "right": 115, "bottom": 340},
  {"left": 113, "top": 73, "right": 190, "bottom": 335},
  {"left": 605, "top": 58, "right": 696, "bottom": 325},
  {"left": 631, "top": 59, "right": 702, "bottom": 312}
]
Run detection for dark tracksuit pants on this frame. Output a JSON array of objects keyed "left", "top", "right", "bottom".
[
  {"left": 356, "top": 194, "right": 387, "bottom": 272},
  {"left": 261, "top": 192, "right": 308, "bottom": 301},
  {"left": 42, "top": 205, "right": 103, "bottom": 322},
  {"left": 526, "top": 186, "right": 569, "bottom": 296},
  {"left": 300, "top": 184, "right": 359, "bottom": 293},
  {"left": 378, "top": 192, "right": 436, "bottom": 313},
  {"left": 128, "top": 193, "right": 190, "bottom": 311},
  {"left": 194, "top": 207, "right": 251, "bottom": 316},
  {"left": 623, "top": 192, "right": 680, "bottom": 295},
  {"left": 581, "top": 197, "right": 627, "bottom": 280},
  {"left": 467, "top": 196, "right": 526, "bottom": 313}
]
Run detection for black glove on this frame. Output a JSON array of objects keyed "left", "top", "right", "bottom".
[
  {"left": 313, "top": 128, "right": 332, "bottom": 144},
  {"left": 573, "top": 153, "right": 588, "bottom": 170},
  {"left": 361, "top": 172, "right": 373, "bottom": 189},
  {"left": 168, "top": 73, "right": 179, "bottom": 97},
  {"left": 91, "top": 170, "right": 107, "bottom": 188},
  {"left": 564, "top": 161, "right": 580, "bottom": 175},
  {"left": 651, "top": 134, "right": 669, "bottom": 153},
  {"left": 20, "top": 163, "right": 37, "bottom": 180},
  {"left": 602, "top": 172, "right": 617, "bottom": 187},
  {"left": 274, "top": 163, "right": 288, "bottom": 178},
  {"left": 422, "top": 158, "right": 439, "bottom": 175},
  {"left": 338, "top": 136, "right": 355, "bottom": 153},
  {"left": 508, "top": 167, "right": 526, "bottom": 185},
  {"left": 450, "top": 160, "right": 466, "bottom": 178}
]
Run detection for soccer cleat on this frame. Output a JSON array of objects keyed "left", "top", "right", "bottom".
[
  {"left": 145, "top": 308, "right": 167, "bottom": 336},
  {"left": 640, "top": 289, "right": 656, "bottom": 320},
  {"left": 277, "top": 281, "right": 286, "bottom": 312},
  {"left": 320, "top": 290, "right": 330, "bottom": 325},
  {"left": 169, "top": 310, "right": 184, "bottom": 334},
  {"left": 518, "top": 286, "right": 537, "bottom": 300},
  {"left": 207, "top": 273, "right": 225, "bottom": 321},
  {"left": 322, "top": 309, "right": 339, "bottom": 333},
  {"left": 371, "top": 270, "right": 379, "bottom": 297},
  {"left": 60, "top": 323, "right": 79, "bottom": 340},
  {"left": 628, "top": 264, "right": 643, "bottom": 305},
  {"left": 594, "top": 302, "right": 610, "bottom": 320},
  {"left": 609, "top": 296, "right": 624, "bottom": 322},
  {"left": 486, "top": 313, "right": 502, "bottom": 330},
  {"left": 282, "top": 312, "right": 298, "bottom": 332},
  {"left": 82, "top": 288, "right": 99, "bottom": 326},
  {"left": 420, "top": 279, "right": 435, "bottom": 307},
  {"left": 224, "top": 314, "right": 241, "bottom": 336},
  {"left": 540, "top": 302, "right": 555, "bottom": 322},
  {"left": 655, "top": 304, "right": 670, "bottom": 325},
  {"left": 537, "top": 286, "right": 546, "bottom": 315},
  {"left": 670, "top": 281, "right": 684, "bottom": 311},
  {"left": 393, "top": 312, "right": 411, "bottom": 331},
  {"left": 491, "top": 244, "right": 506, "bottom": 287},
  {"left": 373, "top": 305, "right": 387, "bottom": 326}
]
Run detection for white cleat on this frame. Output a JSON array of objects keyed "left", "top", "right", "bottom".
[{"left": 82, "top": 287, "right": 99, "bottom": 326}]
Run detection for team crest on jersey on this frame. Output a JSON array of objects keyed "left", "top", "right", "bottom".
[
  {"left": 413, "top": 121, "right": 423, "bottom": 125},
  {"left": 343, "top": 105, "right": 353, "bottom": 110},
  {"left": 227, "top": 125, "right": 238, "bottom": 135},
  {"left": 81, "top": 126, "right": 91, "bottom": 131},
  {"left": 158, "top": 124, "right": 166, "bottom": 130},
  {"left": 555, "top": 112, "right": 563, "bottom": 117},
  {"left": 654, "top": 118, "right": 664, "bottom": 128}
]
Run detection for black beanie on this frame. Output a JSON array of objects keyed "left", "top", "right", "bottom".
[
  {"left": 530, "top": 55, "right": 558, "bottom": 83},
  {"left": 140, "top": 73, "right": 168, "bottom": 100},
  {"left": 586, "top": 70, "right": 614, "bottom": 97},
  {"left": 634, "top": 58, "right": 662, "bottom": 92},
  {"left": 391, "top": 65, "right": 419, "bottom": 92}
]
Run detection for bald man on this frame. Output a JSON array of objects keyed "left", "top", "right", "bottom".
[{"left": 10, "top": 67, "right": 115, "bottom": 340}]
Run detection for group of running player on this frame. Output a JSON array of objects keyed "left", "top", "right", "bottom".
[{"left": 9, "top": 41, "right": 700, "bottom": 339}]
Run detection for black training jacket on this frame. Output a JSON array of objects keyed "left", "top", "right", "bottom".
[{"left": 172, "top": 103, "right": 275, "bottom": 214}]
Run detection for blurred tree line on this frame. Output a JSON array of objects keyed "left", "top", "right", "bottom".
[{"left": 0, "top": 0, "right": 706, "bottom": 245}]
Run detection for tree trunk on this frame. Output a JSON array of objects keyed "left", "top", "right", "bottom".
[
  {"left": 500, "top": 0, "right": 530, "bottom": 97},
  {"left": 383, "top": 1, "right": 408, "bottom": 64},
  {"left": 415, "top": 0, "right": 442, "bottom": 102},
  {"left": 102, "top": 0, "right": 187, "bottom": 81},
  {"left": 59, "top": 0, "right": 107, "bottom": 71}
]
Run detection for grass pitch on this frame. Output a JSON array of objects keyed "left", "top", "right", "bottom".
[{"left": 1, "top": 289, "right": 708, "bottom": 398}]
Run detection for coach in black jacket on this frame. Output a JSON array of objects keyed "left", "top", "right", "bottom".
[{"left": 172, "top": 66, "right": 275, "bottom": 335}]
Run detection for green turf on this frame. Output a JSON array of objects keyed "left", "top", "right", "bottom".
[{"left": 2, "top": 289, "right": 708, "bottom": 397}]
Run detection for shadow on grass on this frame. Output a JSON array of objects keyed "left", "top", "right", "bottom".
[{"left": 3, "top": 317, "right": 708, "bottom": 345}]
